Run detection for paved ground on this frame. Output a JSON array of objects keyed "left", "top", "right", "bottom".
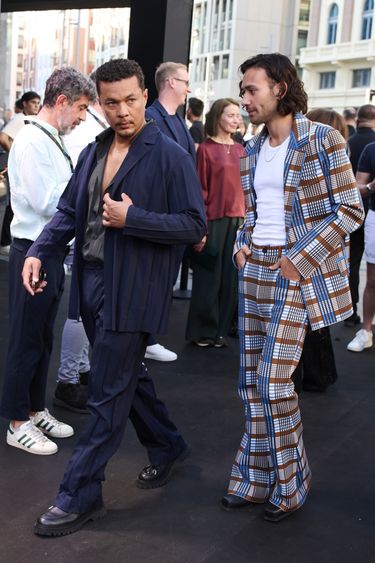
[{"left": 0, "top": 257, "right": 374, "bottom": 563}]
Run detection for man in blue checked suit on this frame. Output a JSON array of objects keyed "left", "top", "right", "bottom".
[{"left": 221, "top": 53, "right": 364, "bottom": 522}]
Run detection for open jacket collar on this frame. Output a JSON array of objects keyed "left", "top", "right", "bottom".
[{"left": 245, "top": 113, "right": 311, "bottom": 238}]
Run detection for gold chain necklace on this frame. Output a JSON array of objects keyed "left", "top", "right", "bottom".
[{"left": 211, "top": 136, "right": 233, "bottom": 154}]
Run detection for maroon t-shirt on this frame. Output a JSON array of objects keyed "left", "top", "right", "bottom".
[{"left": 196, "top": 138, "right": 245, "bottom": 221}]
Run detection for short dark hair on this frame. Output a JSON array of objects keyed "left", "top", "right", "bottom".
[
  {"left": 205, "top": 98, "right": 240, "bottom": 137},
  {"left": 21, "top": 91, "right": 40, "bottom": 103},
  {"left": 15, "top": 98, "right": 24, "bottom": 111},
  {"left": 188, "top": 97, "right": 204, "bottom": 118},
  {"left": 239, "top": 53, "right": 308, "bottom": 116},
  {"left": 43, "top": 67, "right": 96, "bottom": 107},
  {"left": 95, "top": 59, "right": 145, "bottom": 94},
  {"left": 343, "top": 107, "right": 357, "bottom": 120},
  {"left": 357, "top": 104, "right": 375, "bottom": 122}
]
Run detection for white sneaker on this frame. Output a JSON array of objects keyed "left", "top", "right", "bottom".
[
  {"left": 145, "top": 343, "right": 178, "bottom": 362},
  {"left": 347, "top": 329, "right": 373, "bottom": 352},
  {"left": 30, "top": 409, "right": 74, "bottom": 438},
  {"left": 7, "top": 421, "right": 58, "bottom": 455}
]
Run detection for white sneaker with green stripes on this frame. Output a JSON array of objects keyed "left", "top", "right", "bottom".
[
  {"left": 30, "top": 409, "right": 74, "bottom": 438},
  {"left": 7, "top": 421, "right": 58, "bottom": 455}
]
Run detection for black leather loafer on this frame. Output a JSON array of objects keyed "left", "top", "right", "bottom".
[
  {"left": 136, "top": 445, "right": 191, "bottom": 489},
  {"left": 34, "top": 505, "right": 106, "bottom": 537},
  {"left": 263, "top": 501, "right": 296, "bottom": 522},
  {"left": 221, "top": 494, "right": 254, "bottom": 510}
]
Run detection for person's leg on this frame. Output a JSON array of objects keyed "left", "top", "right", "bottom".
[
  {"left": 185, "top": 220, "right": 222, "bottom": 343},
  {"left": 227, "top": 247, "right": 311, "bottom": 513},
  {"left": 55, "top": 327, "right": 148, "bottom": 513},
  {"left": 227, "top": 255, "right": 275, "bottom": 503},
  {"left": 217, "top": 218, "right": 241, "bottom": 340},
  {"left": 129, "top": 362, "right": 188, "bottom": 466},
  {"left": 57, "top": 319, "right": 90, "bottom": 383},
  {"left": 55, "top": 266, "right": 187, "bottom": 513},
  {"left": 54, "top": 319, "right": 90, "bottom": 413},
  {"left": 345, "top": 225, "right": 364, "bottom": 324},
  {"left": 362, "top": 262, "right": 375, "bottom": 330},
  {"left": 258, "top": 275, "right": 311, "bottom": 512},
  {"left": 347, "top": 211, "right": 375, "bottom": 351},
  {"left": 0, "top": 241, "right": 65, "bottom": 421}
]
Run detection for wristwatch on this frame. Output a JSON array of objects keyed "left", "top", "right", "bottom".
[{"left": 366, "top": 183, "right": 373, "bottom": 192}]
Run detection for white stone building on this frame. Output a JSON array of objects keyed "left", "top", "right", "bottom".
[
  {"left": 189, "top": 0, "right": 310, "bottom": 110},
  {"left": 300, "top": 0, "right": 375, "bottom": 111}
]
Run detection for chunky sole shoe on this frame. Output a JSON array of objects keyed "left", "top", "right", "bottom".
[
  {"left": 34, "top": 505, "right": 107, "bottom": 537},
  {"left": 221, "top": 494, "right": 254, "bottom": 510},
  {"left": 136, "top": 445, "right": 191, "bottom": 489},
  {"left": 263, "top": 502, "right": 297, "bottom": 523}
]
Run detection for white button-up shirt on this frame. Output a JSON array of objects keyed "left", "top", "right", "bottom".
[{"left": 8, "top": 117, "right": 72, "bottom": 241}]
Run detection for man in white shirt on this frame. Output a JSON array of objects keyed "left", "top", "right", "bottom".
[
  {"left": 0, "top": 67, "right": 95, "bottom": 455},
  {"left": 221, "top": 53, "right": 364, "bottom": 522}
]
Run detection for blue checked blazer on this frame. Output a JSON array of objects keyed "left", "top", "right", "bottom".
[{"left": 236, "top": 112, "right": 365, "bottom": 330}]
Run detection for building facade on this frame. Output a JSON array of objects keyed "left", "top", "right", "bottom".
[
  {"left": 300, "top": 0, "right": 375, "bottom": 111},
  {"left": 189, "top": 0, "right": 310, "bottom": 110},
  {"left": 0, "top": 7, "right": 130, "bottom": 113}
]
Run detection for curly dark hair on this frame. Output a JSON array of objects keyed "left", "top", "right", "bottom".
[
  {"left": 239, "top": 53, "right": 308, "bottom": 116},
  {"left": 95, "top": 59, "right": 145, "bottom": 94}
]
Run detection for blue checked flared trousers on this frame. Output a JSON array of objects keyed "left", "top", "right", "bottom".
[{"left": 228, "top": 244, "right": 312, "bottom": 512}]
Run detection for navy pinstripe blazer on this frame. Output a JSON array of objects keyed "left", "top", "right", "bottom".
[
  {"left": 29, "top": 121, "right": 206, "bottom": 334},
  {"left": 236, "top": 113, "right": 365, "bottom": 330}
]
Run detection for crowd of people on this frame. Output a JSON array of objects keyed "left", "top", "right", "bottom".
[{"left": 0, "top": 51, "right": 372, "bottom": 537}]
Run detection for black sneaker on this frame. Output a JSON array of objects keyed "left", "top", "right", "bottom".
[{"left": 53, "top": 382, "right": 89, "bottom": 414}]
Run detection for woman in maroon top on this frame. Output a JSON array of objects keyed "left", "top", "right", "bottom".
[{"left": 186, "top": 98, "right": 245, "bottom": 347}]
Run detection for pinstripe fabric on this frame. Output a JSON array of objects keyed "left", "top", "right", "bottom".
[
  {"left": 234, "top": 113, "right": 365, "bottom": 330},
  {"left": 228, "top": 246, "right": 311, "bottom": 510}
]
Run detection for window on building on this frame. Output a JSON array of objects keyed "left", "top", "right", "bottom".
[
  {"left": 319, "top": 71, "right": 336, "bottom": 89},
  {"left": 219, "top": 25, "right": 225, "bottom": 50},
  {"left": 297, "top": 30, "right": 308, "bottom": 54},
  {"left": 221, "top": 54, "right": 229, "bottom": 79},
  {"left": 226, "top": 23, "right": 232, "bottom": 49},
  {"left": 361, "top": 0, "right": 374, "bottom": 40},
  {"left": 213, "top": 55, "right": 220, "bottom": 79},
  {"left": 228, "top": 0, "right": 233, "bottom": 20},
  {"left": 352, "top": 68, "right": 371, "bottom": 87},
  {"left": 299, "top": 0, "right": 310, "bottom": 22},
  {"left": 327, "top": 3, "right": 338, "bottom": 44}
]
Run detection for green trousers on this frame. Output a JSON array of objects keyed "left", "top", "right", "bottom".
[{"left": 186, "top": 217, "right": 241, "bottom": 341}]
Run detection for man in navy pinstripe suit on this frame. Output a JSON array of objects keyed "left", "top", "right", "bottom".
[{"left": 22, "top": 58, "right": 206, "bottom": 537}]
